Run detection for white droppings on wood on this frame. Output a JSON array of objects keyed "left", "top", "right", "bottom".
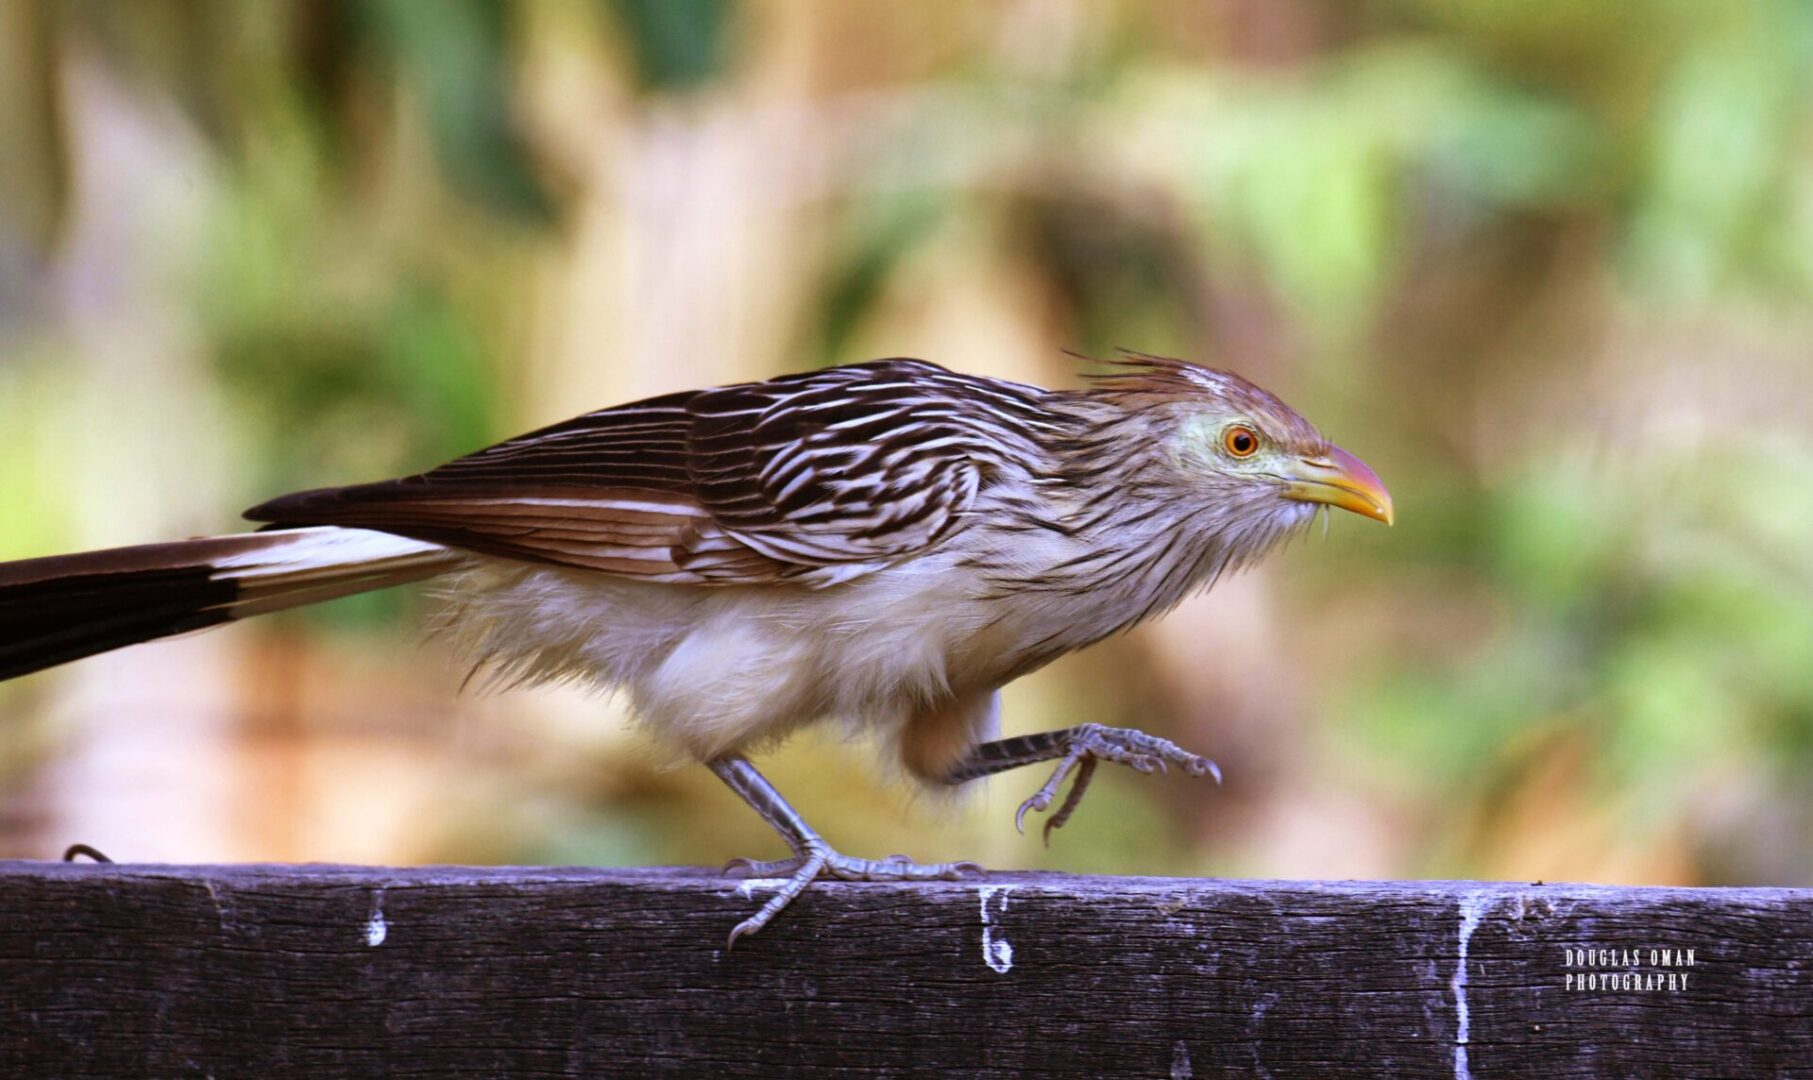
[
  {"left": 365, "top": 890, "right": 387, "bottom": 947},
  {"left": 1451, "top": 891, "right": 1490, "bottom": 1080},
  {"left": 979, "top": 885, "right": 1014, "bottom": 974},
  {"left": 1170, "top": 1039, "right": 1193, "bottom": 1079}
]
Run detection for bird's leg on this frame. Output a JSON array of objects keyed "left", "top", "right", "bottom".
[
  {"left": 708, "top": 756, "right": 981, "bottom": 946},
  {"left": 942, "top": 723, "right": 1221, "bottom": 844}
]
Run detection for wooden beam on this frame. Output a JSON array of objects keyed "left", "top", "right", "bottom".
[{"left": 2, "top": 863, "right": 1808, "bottom": 1077}]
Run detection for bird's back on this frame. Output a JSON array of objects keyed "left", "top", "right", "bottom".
[{"left": 246, "top": 359, "right": 1060, "bottom": 588}]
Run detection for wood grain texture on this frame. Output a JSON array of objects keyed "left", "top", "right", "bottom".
[{"left": 2, "top": 863, "right": 1808, "bottom": 1078}]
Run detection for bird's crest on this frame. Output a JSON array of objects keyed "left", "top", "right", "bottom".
[{"left": 1073, "top": 350, "right": 1325, "bottom": 449}]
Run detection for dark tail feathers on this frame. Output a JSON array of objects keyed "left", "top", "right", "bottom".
[{"left": 0, "top": 527, "right": 458, "bottom": 681}]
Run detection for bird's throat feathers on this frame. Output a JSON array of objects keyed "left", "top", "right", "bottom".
[{"left": 957, "top": 435, "right": 1314, "bottom": 679}]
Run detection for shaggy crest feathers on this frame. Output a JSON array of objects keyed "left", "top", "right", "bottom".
[{"left": 1076, "top": 351, "right": 1328, "bottom": 453}]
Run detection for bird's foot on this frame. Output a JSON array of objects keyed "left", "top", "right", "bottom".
[
  {"left": 720, "top": 844, "right": 982, "bottom": 947},
  {"left": 1015, "top": 723, "right": 1221, "bottom": 844}
]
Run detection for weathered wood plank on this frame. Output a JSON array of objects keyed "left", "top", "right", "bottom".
[{"left": 1, "top": 863, "right": 1808, "bottom": 1078}]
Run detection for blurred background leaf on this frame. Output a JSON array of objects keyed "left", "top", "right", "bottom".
[
  {"left": 1, "top": 0, "right": 1809, "bottom": 890},
  {"left": 602, "top": 0, "right": 735, "bottom": 94}
]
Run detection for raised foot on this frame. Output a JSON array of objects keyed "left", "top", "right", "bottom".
[
  {"left": 1016, "top": 723, "right": 1222, "bottom": 844},
  {"left": 720, "top": 845, "right": 983, "bottom": 947}
]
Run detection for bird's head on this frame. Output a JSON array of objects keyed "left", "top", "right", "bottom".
[{"left": 1086, "top": 354, "right": 1393, "bottom": 529}]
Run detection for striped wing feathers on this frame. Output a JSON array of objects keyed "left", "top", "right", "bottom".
[{"left": 245, "top": 360, "right": 1050, "bottom": 585}]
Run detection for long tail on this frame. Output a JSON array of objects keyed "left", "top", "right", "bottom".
[{"left": 0, "top": 527, "right": 461, "bottom": 681}]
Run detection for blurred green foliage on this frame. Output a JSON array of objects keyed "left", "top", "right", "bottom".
[
  {"left": 2, "top": 0, "right": 1810, "bottom": 884},
  {"left": 603, "top": 0, "right": 735, "bottom": 93}
]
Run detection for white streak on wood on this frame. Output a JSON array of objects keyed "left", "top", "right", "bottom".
[
  {"left": 365, "top": 890, "right": 387, "bottom": 947},
  {"left": 979, "top": 885, "right": 1014, "bottom": 974},
  {"left": 1452, "top": 891, "right": 1490, "bottom": 1080}
]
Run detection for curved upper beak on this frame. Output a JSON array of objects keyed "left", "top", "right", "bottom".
[{"left": 1282, "top": 444, "right": 1394, "bottom": 525}]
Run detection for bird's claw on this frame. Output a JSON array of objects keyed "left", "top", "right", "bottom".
[
  {"left": 723, "top": 843, "right": 985, "bottom": 948},
  {"left": 1015, "top": 723, "right": 1220, "bottom": 844}
]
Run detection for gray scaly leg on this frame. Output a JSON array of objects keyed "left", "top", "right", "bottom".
[{"left": 709, "top": 757, "right": 982, "bottom": 947}]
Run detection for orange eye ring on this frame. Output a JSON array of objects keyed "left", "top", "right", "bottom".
[{"left": 1223, "top": 425, "right": 1260, "bottom": 458}]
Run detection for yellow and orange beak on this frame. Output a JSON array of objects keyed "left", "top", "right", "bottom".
[{"left": 1282, "top": 445, "right": 1393, "bottom": 525}]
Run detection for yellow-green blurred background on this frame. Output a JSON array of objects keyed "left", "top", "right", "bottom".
[{"left": 3, "top": 1, "right": 1811, "bottom": 887}]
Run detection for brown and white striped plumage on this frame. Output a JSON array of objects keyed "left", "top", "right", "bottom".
[
  {"left": 247, "top": 360, "right": 1059, "bottom": 586},
  {"left": 212, "top": 354, "right": 1358, "bottom": 775}
]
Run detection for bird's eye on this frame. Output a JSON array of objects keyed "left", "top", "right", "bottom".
[{"left": 1223, "top": 425, "right": 1260, "bottom": 458}]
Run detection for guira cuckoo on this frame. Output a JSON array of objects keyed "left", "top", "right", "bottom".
[{"left": 0, "top": 354, "right": 1392, "bottom": 944}]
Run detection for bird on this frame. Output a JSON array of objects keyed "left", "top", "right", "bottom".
[{"left": 0, "top": 353, "right": 1392, "bottom": 945}]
